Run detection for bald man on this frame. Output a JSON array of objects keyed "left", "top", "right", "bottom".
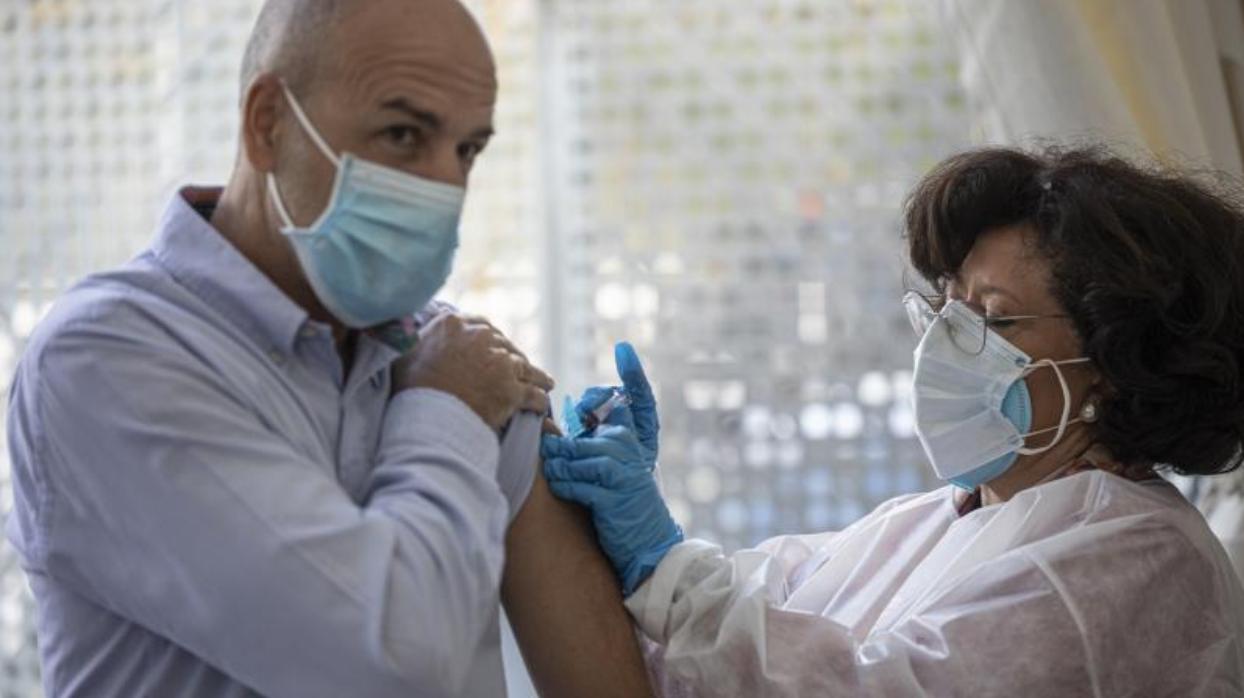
[{"left": 4, "top": 1, "right": 650, "bottom": 696}]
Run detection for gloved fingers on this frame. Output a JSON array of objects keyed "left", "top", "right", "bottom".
[
  {"left": 592, "top": 424, "right": 642, "bottom": 447},
  {"left": 543, "top": 456, "right": 622, "bottom": 488},
  {"left": 560, "top": 395, "right": 583, "bottom": 435},
  {"left": 601, "top": 402, "right": 638, "bottom": 431},
  {"left": 571, "top": 424, "right": 642, "bottom": 461},
  {"left": 573, "top": 386, "right": 618, "bottom": 418},
  {"left": 614, "top": 342, "right": 655, "bottom": 409},
  {"left": 540, "top": 429, "right": 635, "bottom": 461},
  {"left": 575, "top": 385, "right": 639, "bottom": 433},
  {"left": 614, "top": 342, "right": 659, "bottom": 452},
  {"left": 540, "top": 433, "right": 572, "bottom": 460},
  {"left": 545, "top": 478, "right": 608, "bottom": 508}
]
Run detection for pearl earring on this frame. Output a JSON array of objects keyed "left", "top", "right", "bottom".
[{"left": 1080, "top": 400, "right": 1099, "bottom": 423}]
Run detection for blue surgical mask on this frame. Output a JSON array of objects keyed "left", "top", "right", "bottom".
[
  {"left": 945, "top": 379, "right": 1032, "bottom": 490},
  {"left": 911, "top": 299, "right": 1091, "bottom": 490},
  {"left": 267, "top": 80, "right": 463, "bottom": 328}
]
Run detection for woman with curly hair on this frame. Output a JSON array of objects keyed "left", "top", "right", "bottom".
[{"left": 541, "top": 146, "right": 1244, "bottom": 696}]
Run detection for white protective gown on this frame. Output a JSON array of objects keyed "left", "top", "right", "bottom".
[{"left": 627, "top": 470, "right": 1244, "bottom": 696}]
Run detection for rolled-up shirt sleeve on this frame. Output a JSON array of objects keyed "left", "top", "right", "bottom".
[
  {"left": 411, "top": 298, "right": 538, "bottom": 521},
  {"left": 495, "top": 412, "right": 542, "bottom": 521},
  {"left": 9, "top": 315, "right": 509, "bottom": 698}
]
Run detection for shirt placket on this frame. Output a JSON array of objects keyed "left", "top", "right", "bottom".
[{"left": 337, "top": 338, "right": 393, "bottom": 501}]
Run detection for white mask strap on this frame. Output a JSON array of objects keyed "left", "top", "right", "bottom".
[
  {"left": 267, "top": 79, "right": 342, "bottom": 231},
  {"left": 1023, "top": 417, "right": 1083, "bottom": 440},
  {"left": 278, "top": 79, "right": 341, "bottom": 168},
  {"left": 1016, "top": 357, "right": 1079, "bottom": 456},
  {"left": 266, "top": 173, "right": 297, "bottom": 230}
]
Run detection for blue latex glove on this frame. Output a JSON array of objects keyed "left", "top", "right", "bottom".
[
  {"left": 564, "top": 343, "right": 660, "bottom": 456},
  {"left": 541, "top": 343, "right": 682, "bottom": 595}
]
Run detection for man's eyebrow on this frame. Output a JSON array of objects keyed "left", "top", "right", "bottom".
[
  {"left": 379, "top": 97, "right": 442, "bottom": 130},
  {"left": 378, "top": 97, "right": 495, "bottom": 141}
]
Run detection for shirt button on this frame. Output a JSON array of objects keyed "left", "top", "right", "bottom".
[
  {"left": 269, "top": 350, "right": 286, "bottom": 366},
  {"left": 300, "top": 326, "right": 318, "bottom": 339}
]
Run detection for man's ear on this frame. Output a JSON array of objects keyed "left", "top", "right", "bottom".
[{"left": 240, "top": 73, "right": 284, "bottom": 173}]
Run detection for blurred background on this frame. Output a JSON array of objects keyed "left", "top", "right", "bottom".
[{"left": 2, "top": 0, "right": 1242, "bottom": 695}]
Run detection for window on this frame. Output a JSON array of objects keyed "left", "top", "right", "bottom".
[{"left": 0, "top": 1, "right": 970, "bottom": 694}]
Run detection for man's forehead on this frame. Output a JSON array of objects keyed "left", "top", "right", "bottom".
[
  {"left": 325, "top": 1, "right": 497, "bottom": 114},
  {"left": 331, "top": 0, "right": 495, "bottom": 75}
]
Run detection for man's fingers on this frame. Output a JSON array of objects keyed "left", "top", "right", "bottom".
[
  {"left": 502, "top": 351, "right": 553, "bottom": 390},
  {"left": 520, "top": 385, "right": 551, "bottom": 416},
  {"left": 458, "top": 312, "right": 497, "bottom": 328},
  {"left": 485, "top": 327, "right": 527, "bottom": 359},
  {"left": 523, "top": 364, "right": 555, "bottom": 391},
  {"left": 467, "top": 323, "right": 552, "bottom": 390},
  {"left": 459, "top": 314, "right": 530, "bottom": 363}
]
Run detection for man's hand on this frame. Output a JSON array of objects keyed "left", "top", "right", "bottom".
[{"left": 391, "top": 313, "right": 553, "bottom": 430}]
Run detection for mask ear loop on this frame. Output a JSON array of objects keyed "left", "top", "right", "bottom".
[
  {"left": 267, "top": 173, "right": 298, "bottom": 230},
  {"left": 277, "top": 79, "right": 341, "bottom": 168},
  {"left": 267, "top": 79, "right": 342, "bottom": 230},
  {"left": 1016, "top": 357, "right": 1091, "bottom": 455}
]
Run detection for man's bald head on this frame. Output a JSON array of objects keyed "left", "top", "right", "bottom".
[
  {"left": 238, "top": 0, "right": 494, "bottom": 99},
  {"left": 239, "top": 0, "right": 344, "bottom": 99},
  {"left": 221, "top": 0, "right": 498, "bottom": 332}
]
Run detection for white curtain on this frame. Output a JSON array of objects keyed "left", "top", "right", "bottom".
[{"left": 940, "top": 0, "right": 1244, "bottom": 580}]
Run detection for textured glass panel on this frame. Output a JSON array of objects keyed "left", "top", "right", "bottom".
[
  {"left": 0, "top": 0, "right": 968, "bottom": 693},
  {"left": 544, "top": 0, "right": 969, "bottom": 553}
]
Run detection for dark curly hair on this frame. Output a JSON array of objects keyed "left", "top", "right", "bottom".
[{"left": 904, "top": 146, "right": 1244, "bottom": 477}]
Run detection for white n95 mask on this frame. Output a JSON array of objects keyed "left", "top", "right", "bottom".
[
  {"left": 267, "top": 80, "right": 464, "bottom": 328},
  {"left": 910, "top": 297, "right": 1090, "bottom": 490}
]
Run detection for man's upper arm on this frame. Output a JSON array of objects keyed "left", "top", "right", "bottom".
[
  {"left": 502, "top": 459, "right": 654, "bottom": 697},
  {"left": 9, "top": 311, "right": 508, "bottom": 697}
]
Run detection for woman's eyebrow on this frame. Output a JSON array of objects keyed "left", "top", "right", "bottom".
[{"left": 975, "top": 283, "right": 1022, "bottom": 304}]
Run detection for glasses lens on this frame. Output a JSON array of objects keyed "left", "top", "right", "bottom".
[
  {"left": 902, "top": 292, "right": 936, "bottom": 337},
  {"left": 944, "top": 302, "right": 988, "bottom": 355}
]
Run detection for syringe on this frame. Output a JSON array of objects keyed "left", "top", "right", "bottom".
[{"left": 573, "top": 388, "right": 632, "bottom": 438}]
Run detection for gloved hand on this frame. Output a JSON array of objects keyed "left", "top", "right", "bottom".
[
  {"left": 563, "top": 342, "right": 660, "bottom": 459},
  {"left": 541, "top": 343, "right": 682, "bottom": 595}
]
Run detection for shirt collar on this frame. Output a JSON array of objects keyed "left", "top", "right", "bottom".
[{"left": 150, "top": 186, "right": 310, "bottom": 355}]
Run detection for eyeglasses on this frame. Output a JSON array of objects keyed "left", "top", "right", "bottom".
[{"left": 902, "top": 291, "right": 1069, "bottom": 355}]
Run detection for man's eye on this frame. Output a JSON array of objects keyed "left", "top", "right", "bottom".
[
  {"left": 986, "top": 317, "right": 1017, "bottom": 330},
  {"left": 458, "top": 142, "right": 484, "bottom": 162},
  {"left": 385, "top": 126, "right": 422, "bottom": 147}
]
